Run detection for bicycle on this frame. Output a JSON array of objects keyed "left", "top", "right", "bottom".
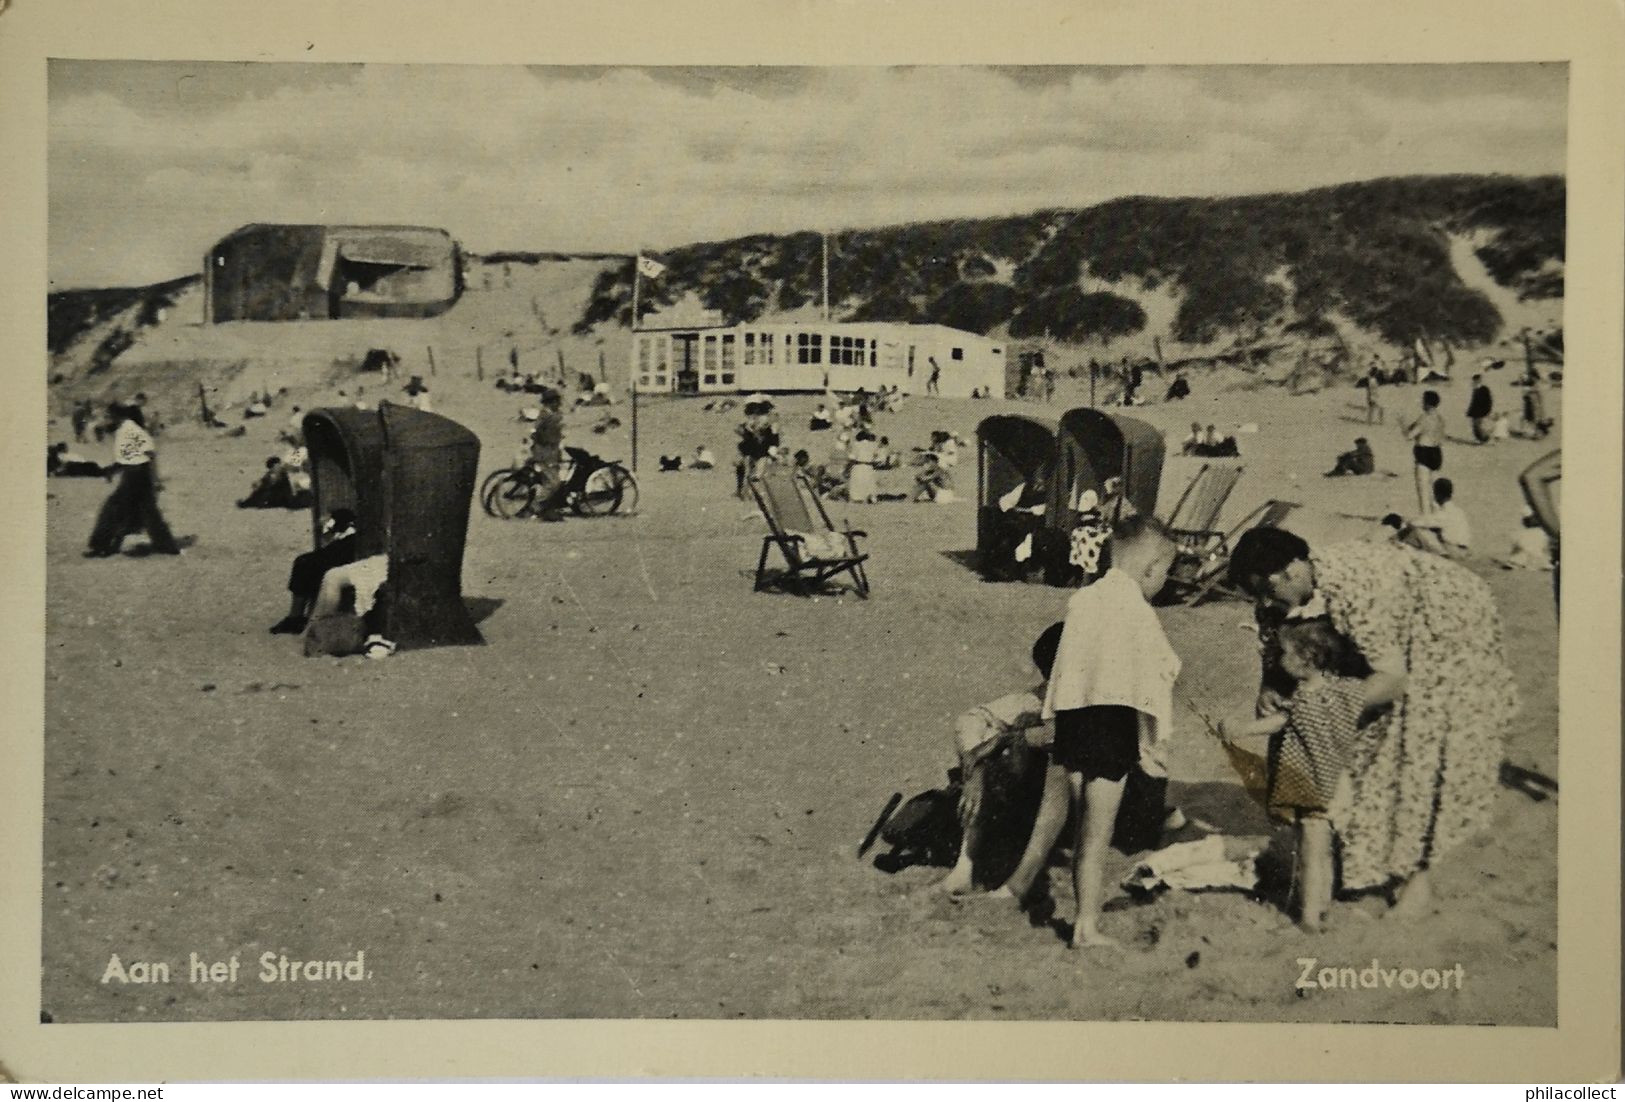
[{"left": 480, "top": 450, "right": 639, "bottom": 519}]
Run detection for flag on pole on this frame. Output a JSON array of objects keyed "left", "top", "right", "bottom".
[{"left": 637, "top": 255, "right": 666, "bottom": 279}]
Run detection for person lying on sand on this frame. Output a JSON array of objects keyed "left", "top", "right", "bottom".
[
  {"left": 932, "top": 623, "right": 1063, "bottom": 895},
  {"left": 48, "top": 442, "right": 108, "bottom": 479}
]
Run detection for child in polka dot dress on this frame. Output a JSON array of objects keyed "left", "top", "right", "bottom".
[{"left": 1221, "top": 620, "right": 1405, "bottom": 931}]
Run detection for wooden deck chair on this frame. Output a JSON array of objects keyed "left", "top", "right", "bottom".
[
  {"left": 1162, "top": 463, "right": 1245, "bottom": 560},
  {"left": 1163, "top": 498, "right": 1300, "bottom": 606},
  {"left": 749, "top": 466, "right": 871, "bottom": 598}
]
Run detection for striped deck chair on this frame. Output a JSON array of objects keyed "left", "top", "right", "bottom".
[
  {"left": 1162, "top": 463, "right": 1245, "bottom": 561},
  {"left": 1163, "top": 498, "right": 1300, "bottom": 606},
  {"left": 749, "top": 466, "right": 870, "bottom": 598}
]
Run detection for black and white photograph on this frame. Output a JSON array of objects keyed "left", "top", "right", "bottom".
[{"left": 5, "top": 0, "right": 1623, "bottom": 1083}]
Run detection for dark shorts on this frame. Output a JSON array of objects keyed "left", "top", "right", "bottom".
[
  {"left": 1413, "top": 444, "right": 1444, "bottom": 471},
  {"left": 1051, "top": 705, "right": 1141, "bottom": 781}
]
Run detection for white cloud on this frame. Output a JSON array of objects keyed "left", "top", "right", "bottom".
[{"left": 48, "top": 63, "right": 1566, "bottom": 287}]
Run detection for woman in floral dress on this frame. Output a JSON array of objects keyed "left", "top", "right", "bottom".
[{"left": 1226, "top": 527, "right": 1520, "bottom": 917}]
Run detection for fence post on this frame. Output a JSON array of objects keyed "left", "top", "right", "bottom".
[
  {"left": 426, "top": 346, "right": 437, "bottom": 376},
  {"left": 476, "top": 346, "right": 483, "bottom": 381}
]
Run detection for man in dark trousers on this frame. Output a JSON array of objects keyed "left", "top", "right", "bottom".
[
  {"left": 1467, "top": 374, "right": 1495, "bottom": 443},
  {"left": 271, "top": 508, "right": 358, "bottom": 633}
]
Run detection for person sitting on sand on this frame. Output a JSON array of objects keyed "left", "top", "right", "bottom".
[
  {"left": 237, "top": 457, "right": 292, "bottom": 509},
  {"left": 1218, "top": 620, "right": 1406, "bottom": 932},
  {"left": 809, "top": 404, "right": 833, "bottom": 431},
  {"left": 913, "top": 452, "right": 954, "bottom": 503},
  {"left": 691, "top": 445, "right": 716, "bottom": 471},
  {"left": 933, "top": 622, "right": 1065, "bottom": 894},
  {"left": 1325, "top": 437, "right": 1375, "bottom": 478},
  {"left": 970, "top": 517, "right": 1182, "bottom": 949},
  {"left": 1499, "top": 511, "right": 1554, "bottom": 572},
  {"left": 270, "top": 508, "right": 358, "bottom": 634},
  {"left": 1164, "top": 374, "right": 1191, "bottom": 402},
  {"left": 1196, "top": 425, "right": 1241, "bottom": 458},
  {"left": 874, "top": 436, "right": 899, "bottom": 470},
  {"left": 1180, "top": 423, "right": 1204, "bottom": 457},
  {"left": 1395, "top": 478, "right": 1472, "bottom": 558}
]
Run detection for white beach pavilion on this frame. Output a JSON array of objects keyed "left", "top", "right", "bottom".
[{"left": 630, "top": 320, "right": 1007, "bottom": 398}]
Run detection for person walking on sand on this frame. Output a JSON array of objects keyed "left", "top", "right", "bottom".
[
  {"left": 1363, "top": 365, "right": 1385, "bottom": 425},
  {"left": 926, "top": 356, "right": 941, "bottom": 397},
  {"left": 84, "top": 403, "right": 182, "bottom": 558},
  {"left": 1466, "top": 375, "right": 1494, "bottom": 444},
  {"left": 1404, "top": 390, "right": 1446, "bottom": 514}
]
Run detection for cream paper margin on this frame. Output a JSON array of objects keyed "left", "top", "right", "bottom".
[{"left": 0, "top": 0, "right": 1619, "bottom": 1083}]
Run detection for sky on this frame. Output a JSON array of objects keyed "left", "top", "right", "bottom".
[{"left": 48, "top": 62, "right": 1567, "bottom": 289}]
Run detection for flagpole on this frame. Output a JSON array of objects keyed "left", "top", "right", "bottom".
[
  {"left": 822, "top": 232, "right": 830, "bottom": 322},
  {"left": 631, "top": 251, "right": 641, "bottom": 473}
]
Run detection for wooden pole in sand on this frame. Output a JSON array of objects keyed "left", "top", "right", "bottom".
[
  {"left": 556, "top": 347, "right": 566, "bottom": 383},
  {"left": 426, "top": 346, "right": 437, "bottom": 376},
  {"left": 476, "top": 346, "right": 483, "bottom": 381}
]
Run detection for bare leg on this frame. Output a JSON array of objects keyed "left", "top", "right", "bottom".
[
  {"left": 1412, "top": 463, "right": 1430, "bottom": 515},
  {"left": 1296, "top": 815, "right": 1333, "bottom": 932},
  {"left": 1387, "top": 869, "right": 1434, "bottom": 920},
  {"left": 983, "top": 763, "right": 1071, "bottom": 902},
  {"left": 1069, "top": 773, "right": 1127, "bottom": 949},
  {"left": 932, "top": 764, "right": 987, "bottom": 894}
]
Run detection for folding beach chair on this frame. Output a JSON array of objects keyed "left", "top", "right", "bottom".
[
  {"left": 1162, "top": 463, "right": 1244, "bottom": 560},
  {"left": 749, "top": 466, "right": 871, "bottom": 598},
  {"left": 1162, "top": 498, "right": 1299, "bottom": 606}
]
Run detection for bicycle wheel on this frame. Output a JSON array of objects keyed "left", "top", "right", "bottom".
[
  {"left": 489, "top": 469, "right": 540, "bottom": 520},
  {"left": 479, "top": 468, "right": 512, "bottom": 518},
  {"left": 576, "top": 464, "right": 637, "bottom": 516}
]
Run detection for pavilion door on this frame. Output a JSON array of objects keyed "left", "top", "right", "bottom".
[{"left": 673, "top": 334, "right": 700, "bottom": 394}]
